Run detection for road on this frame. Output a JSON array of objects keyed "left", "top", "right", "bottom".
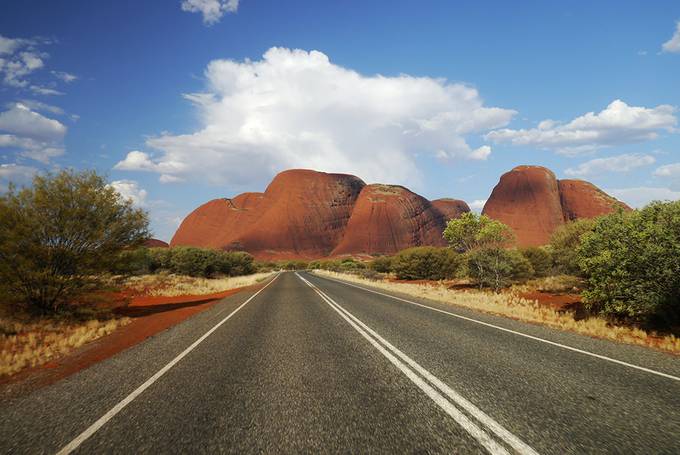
[{"left": 2, "top": 271, "right": 680, "bottom": 454}]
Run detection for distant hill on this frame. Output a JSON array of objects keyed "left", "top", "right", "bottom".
[{"left": 171, "top": 166, "right": 627, "bottom": 258}]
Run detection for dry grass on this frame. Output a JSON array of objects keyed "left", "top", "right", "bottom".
[
  {"left": 0, "top": 316, "right": 130, "bottom": 376},
  {"left": 314, "top": 270, "right": 680, "bottom": 354},
  {"left": 123, "top": 272, "right": 274, "bottom": 297},
  {"left": 512, "top": 275, "right": 583, "bottom": 294}
]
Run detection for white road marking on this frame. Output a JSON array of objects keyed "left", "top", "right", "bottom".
[
  {"left": 297, "top": 273, "right": 538, "bottom": 455},
  {"left": 56, "top": 274, "right": 280, "bottom": 455},
  {"left": 314, "top": 273, "right": 680, "bottom": 383}
]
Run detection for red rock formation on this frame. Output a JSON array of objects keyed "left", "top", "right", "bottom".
[
  {"left": 483, "top": 166, "right": 629, "bottom": 246},
  {"left": 431, "top": 198, "right": 471, "bottom": 222},
  {"left": 483, "top": 166, "right": 564, "bottom": 246},
  {"left": 144, "top": 238, "right": 169, "bottom": 248},
  {"left": 233, "top": 169, "right": 365, "bottom": 258},
  {"left": 559, "top": 179, "right": 630, "bottom": 221},
  {"left": 170, "top": 193, "right": 264, "bottom": 249},
  {"left": 331, "top": 184, "right": 447, "bottom": 256}
]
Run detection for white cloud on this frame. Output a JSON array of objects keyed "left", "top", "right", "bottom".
[
  {"left": 564, "top": 153, "right": 656, "bottom": 177},
  {"left": 654, "top": 162, "right": 680, "bottom": 177},
  {"left": 181, "top": 0, "right": 239, "bottom": 25},
  {"left": 662, "top": 21, "right": 680, "bottom": 53},
  {"left": 607, "top": 187, "right": 680, "bottom": 208},
  {"left": 118, "top": 47, "right": 515, "bottom": 188},
  {"left": 109, "top": 179, "right": 148, "bottom": 207},
  {"left": 0, "top": 163, "right": 37, "bottom": 189},
  {"left": 51, "top": 70, "right": 77, "bottom": 83},
  {"left": 15, "top": 99, "right": 65, "bottom": 116},
  {"left": 0, "top": 103, "right": 66, "bottom": 163},
  {"left": 469, "top": 199, "right": 487, "bottom": 212},
  {"left": 486, "top": 99, "right": 677, "bottom": 155},
  {"left": 30, "top": 85, "right": 64, "bottom": 96}
]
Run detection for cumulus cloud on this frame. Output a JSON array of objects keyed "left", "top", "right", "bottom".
[
  {"left": 564, "top": 153, "right": 656, "bottom": 177},
  {"left": 654, "top": 162, "right": 680, "bottom": 177},
  {"left": 662, "top": 21, "right": 680, "bottom": 53},
  {"left": 181, "top": 0, "right": 239, "bottom": 25},
  {"left": 486, "top": 100, "right": 677, "bottom": 156},
  {"left": 109, "top": 179, "right": 148, "bottom": 207},
  {"left": 0, "top": 163, "right": 37, "bottom": 190},
  {"left": 607, "top": 187, "right": 680, "bottom": 208},
  {"left": 117, "top": 47, "right": 515, "bottom": 188},
  {"left": 0, "top": 103, "right": 66, "bottom": 163}
]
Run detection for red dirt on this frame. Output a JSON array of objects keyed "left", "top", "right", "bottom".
[
  {"left": 331, "top": 184, "right": 447, "bottom": 256},
  {"left": 0, "top": 285, "right": 257, "bottom": 397},
  {"left": 483, "top": 165, "right": 628, "bottom": 246}
]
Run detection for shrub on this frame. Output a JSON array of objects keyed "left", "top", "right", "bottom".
[
  {"left": 520, "top": 246, "right": 552, "bottom": 277},
  {"left": 370, "top": 256, "right": 393, "bottom": 273},
  {"left": 0, "top": 170, "right": 149, "bottom": 314},
  {"left": 578, "top": 202, "right": 680, "bottom": 326},
  {"left": 467, "top": 248, "right": 534, "bottom": 291},
  {"left": 391, "top": 247, "right": 462, "bottom": 280},
  {"left": 549, "top": 218, "right": 595, "bottom": 275}
]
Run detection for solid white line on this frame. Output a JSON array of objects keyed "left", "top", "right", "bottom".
[
  {"left": 56, "top": 273, "right": 280, "bottom": 455},
  {"left": 297, "top": 273, "right": 540, "bottom": 455},
  {"left": 312, "top": 273, "right": 680, "bottom": 383},
  {"left": 295, "top": 273, "right": 511, "bottom": 455}
]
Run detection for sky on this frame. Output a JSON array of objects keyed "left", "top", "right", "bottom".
[{"left": 1, "top": 0, "right": 679, "bottom": 241}]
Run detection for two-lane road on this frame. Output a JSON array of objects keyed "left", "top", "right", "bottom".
[{"left": 2, "top": 271, "right": 680, "bottom": 453}]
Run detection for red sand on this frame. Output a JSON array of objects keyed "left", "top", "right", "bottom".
[{"left": 0, "top": 284, "right": 258, "bottom": 397}]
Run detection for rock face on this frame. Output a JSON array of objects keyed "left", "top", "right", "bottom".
[
  {"left": 431, "top": 198, "right": 471, "bottom": 222},
  {"left": 331, "top": 184, "right": 447, "bottom": 256},
  {"left": 483, "top": 166, "right": 629, "bottom": 246},
  {"left": 144, "top": 238, "right": 169, "bottom": 248},
  {"left": 171, "top": 169, "right": 365, "bottom": 259},
  {"left": 558, "top": 179, "right": 630, "bottom": 221}
]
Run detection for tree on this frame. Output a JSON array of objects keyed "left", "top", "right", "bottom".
[
  {"left": 578, "top": 202, "right": 680, "bottom": 326},
  {"left": 467, "top": 249, "right": 534, "bottom": 291},
  {"left": 0, "top": 170, "right": 149, "bottom": 313},
  {"left": 549, "top": 218, "right": 595, "bottom": 275},
  {"left": 443, "top": 213, "right": 519, "bottom": 290},
  {"left": 520, "top": 246, "right": 552, "bottom": 277},
  {"left": 443, "top": 212, "right": 515, "bottom": 253}
]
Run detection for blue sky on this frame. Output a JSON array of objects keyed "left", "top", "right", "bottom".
[{"left": 1, "top": 0, "right": 679, "bottom": 241}]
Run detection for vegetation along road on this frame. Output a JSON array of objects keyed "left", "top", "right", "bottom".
[{"left": 2, "top": 271, "right": 680, "bottom": 454}]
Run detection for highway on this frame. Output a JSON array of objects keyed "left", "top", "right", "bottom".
[{"left": 2, "top": 271, "right": 680, "bottom": 454}]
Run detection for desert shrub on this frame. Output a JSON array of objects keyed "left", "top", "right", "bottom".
[
  {"left": 147, "top": 247, "right": 172, "bottom": 272},
  {"left": 0, "top": 170, "right": 149, "bottom": 314},
  {"left": 370, "top": 256, "right": 393, "bottom": 273},
  {"left": 467, "top": 248, "right": 534, "bottom": 291},
  {"left": 279, "top": 260, "right": 309, "bottom": 270},
  {"left": 339, "top": 258, "right": 365, "bottom": 271},
  {"left": 520, "top": 246, "right": 552, "bottom": 277},
  {"left": 255, "top": 261, "right": 278, "bottom": 273},
  {"left": 113, "top": 248, "right": 154, "bottom": 275},
  {"left": 578, "top": 202, "right": 680, "bottom": 326},
  {"left": 140, "top": 247, "right": 256, "bottom": 278},
  {"left": 550, "top": 218, "right": 595, "bottom": 275},
  {"left": 391, "top": 247, "right": 462, "bottom": 280}
]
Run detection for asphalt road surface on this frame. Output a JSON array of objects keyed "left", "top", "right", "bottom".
[{"left": 2, "top": 271, "right": 680, "bottom": 454}]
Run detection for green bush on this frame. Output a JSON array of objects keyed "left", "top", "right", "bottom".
[
  {"left": 550, "top": 218, "right": 595, "bottom": 275},
  {"left": 0, "top": 170, "right": 149, "bottom": 313},
  {"left": 520, "top": 246, "right": 552, "bottom": 277},
  {"left": 370, "top": 256, "right": 393, "bottom": 273},
  {"left": 391, "top": 247, "right": 462, "bottom": 280},
  {"left": 467, "top": 248, "right": 534, "bottom": 291},
  {"left": 578, "top": 202, "right": 680, "bottom": 326}
]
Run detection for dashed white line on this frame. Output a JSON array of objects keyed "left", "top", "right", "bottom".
[
  {"left": 314, "top": 273, "right": 680, "bottom": 383},
  {"left": 56, "top": 273, "right": 280, "bottom": 455},
  {"left": 297, "top": 272, "right": 538, "bottom": 455}
]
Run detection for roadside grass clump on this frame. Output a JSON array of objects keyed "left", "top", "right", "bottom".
[
  {"left": 313, "top": 270, "right": 680, "bottom": 354},
  {"left": 0, "top": 315, "right": 129, "bottom": 376},
  {"left": 122, "top": 272, "right": 274, "bottom": 297},
  {"left": 513, "top": 275, "right": 583, "bottom": 294}
]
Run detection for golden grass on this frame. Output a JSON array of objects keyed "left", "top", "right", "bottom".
[
  {"left": 0, "top": 316, "right": 130, "bottom": 376},
  {"left": 512, "top": 275, "right": 583, "bottom": 294},
  {"left": 123, "top": 272, "right": 274, "bottom": 297},
  {"left": 314, "top": 270, "right": 680, "bottom": 355}
]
